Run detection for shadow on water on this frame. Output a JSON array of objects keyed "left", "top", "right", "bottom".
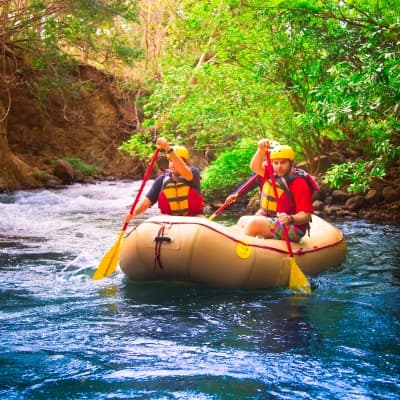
[{"left": 119, "top": 279, "right": 319, "bottom": 355}]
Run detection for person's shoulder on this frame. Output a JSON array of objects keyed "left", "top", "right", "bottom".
[
  {"left": 152, "top": 172, "right": 169, "bottom": 186},
  {"left": 190, "top": 166, "right": 201, "bottom": 174},
  {"left": 293, "top": 175, "right": 308, "bottom": 184},
  {"left": 292, "top": 169, "right": 319, "bottom": 192},
  {"left": 159, "top": 169, "right": 172, "bottom": 177},
  {"left": 291, "top": 175, "right": 312, "bottom": 191}
]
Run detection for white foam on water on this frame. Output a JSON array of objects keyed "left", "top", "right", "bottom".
[{"left": 0, "top": 180, "right": 156, "bottom": 256}]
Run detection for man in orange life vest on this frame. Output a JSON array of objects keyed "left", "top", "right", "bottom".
[
  {"left": 124, "top": 137, "right": 204, "bottom": 224},
  {"left": 240, "top": 139, "right": 314, "bottom": 242}
]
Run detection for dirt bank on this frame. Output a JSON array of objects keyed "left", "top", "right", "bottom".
[
  {"left": 1, "top": 63, "right": 399, "bottom": 225},
  {"left": 0, "top": 64, "right": 145, "bottom": 192}
]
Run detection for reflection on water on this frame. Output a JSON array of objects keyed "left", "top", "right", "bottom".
[{"left": 0, "top": 181, "right": 399, "bottom": 399}]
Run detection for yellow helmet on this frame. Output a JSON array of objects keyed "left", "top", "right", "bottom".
[
  {"left": 270, "top": 145, "right": 295, "bottom": 161},
  {"left": 168, "top": 145, "right": 189, "bottom": 160}
]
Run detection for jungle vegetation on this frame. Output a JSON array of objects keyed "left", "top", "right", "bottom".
[{"left": 1, "top": 0, "right": 399, "bottom": 199}]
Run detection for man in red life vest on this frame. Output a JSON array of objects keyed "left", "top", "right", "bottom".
[
  {"left": 241, "top": 139, "right": 315, "bottom": 242},
  {"left": 124, "top": 137, "right": 204, "bottom": 224}
]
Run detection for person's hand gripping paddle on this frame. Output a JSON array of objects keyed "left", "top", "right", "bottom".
[{"left": 208, "top": 174, "right": 260, "bottom": 221}]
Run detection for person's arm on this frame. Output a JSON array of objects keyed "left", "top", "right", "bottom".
[
  {"left": 157, "top": 137, "right": 193, "bottom": 181},
  {"left": 278, "top": 211, "right": 312, "bottom": 226},
  {"left": 188, "top": 167, "right": 201, "bottom": 190},
  {"left": 168, "top": 150, "right": 193, "bottom": 181},
  {"left": 132, "top": 197, "right": 152, "bottom": 217},
  {"left": 124, "top": 174, "right": 164, "bottom": 224},
  {"left": 250, "top": 139, "right": 269, "bottom": 176},
  {"left": 225, "top": 174, "right": 261, "bottom": 203},
  {"left": 292, "top": 211, "right": 312, "bottom": 225},
  {"left": 124, "top": 197, "right": 152, "bottom": 224},
  {"left": 225, "top": 193, "right": 239, "bottom": 204}
]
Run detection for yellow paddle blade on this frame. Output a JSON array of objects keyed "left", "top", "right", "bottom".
[
  {"left": 288, "top": 257, "right": 311, "bottom": 294},
  {"left": 92, "top": 230, "right": 125, "bottom": 280}
]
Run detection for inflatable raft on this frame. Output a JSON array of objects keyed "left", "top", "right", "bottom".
[{"left": 119, "top": 214, "right": 346, "bottom": 289}]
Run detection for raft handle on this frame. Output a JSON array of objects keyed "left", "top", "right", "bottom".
[{"left": 154, "top": 236, "right": 172, "bottom": 243}]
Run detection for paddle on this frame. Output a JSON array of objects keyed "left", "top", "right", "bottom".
[
  {"left": 208, "top": 174, "right": 260, "bottom": 221},
  {"left": 265, "top": 150, "right": 311, "bottom": 294},
  {"left": 92, "top": 148, "right": 161, "bottom": 280}
]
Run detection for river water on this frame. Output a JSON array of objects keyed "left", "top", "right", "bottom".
[{"left": 0, "top": 181, "right": 399, "bottom": 399}]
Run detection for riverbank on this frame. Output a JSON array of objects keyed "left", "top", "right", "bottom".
[
  {"left": 313, "top": 161, "right": 400, "bottom": 225},
  {"left": 2, "top": 151, "right": 399, "bottom": 226},
  {"left": 2, "top": 63, "right": 398, "bottom": 226},
  {"left": 209, "top": 161, "right": 400, "bottom": 226}
]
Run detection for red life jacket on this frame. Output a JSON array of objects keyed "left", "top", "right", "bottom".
[
  {"left": 260, "top": 168, "right": 319, "bottom": 233},
  {"left": 157, "top": 175, "right": 204, "bottom": 216},
  {"left": 261, "top": 167, "right": 319, "bottom": 215}
]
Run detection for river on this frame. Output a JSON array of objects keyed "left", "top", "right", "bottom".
[{"left": 0, "top": 181, "right": 399, "bottom": 399}]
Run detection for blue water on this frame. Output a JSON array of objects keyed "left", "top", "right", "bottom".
[{"left": 0, "top": 181, "right": 399, "bottom": 399}]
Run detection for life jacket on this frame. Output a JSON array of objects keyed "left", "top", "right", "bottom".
[
  {"left": 157, "top": 174, "right": 204, "bottom": 216},
  {"left": 277, "top": 168, "right": 320, "bottom": 207},
  {"left": 260, "top": 180, "right": 284, "bottom": 216},
  {"left": 260, "top": 168, "right": 319, "bottom": 231}
]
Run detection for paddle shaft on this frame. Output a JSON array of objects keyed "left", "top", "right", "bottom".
[
  {"left": 122, "top": 148, "right": 160, "bottom": 231},
  {"left": 265, "top": 151, "right": 294, "bottom": 257},
  {"left": 209, "top": 174, "right": 260, "bottom": 220},
  {"left": 92, "top": 147, "right": 161, "bottom": 280}
]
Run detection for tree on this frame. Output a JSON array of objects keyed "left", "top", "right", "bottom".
[
  {"left": 0, "top": 0, "right": 141, "bottom": 190},
  {"left": 123, "top": 0, "right": 399, "bottom": 193}
]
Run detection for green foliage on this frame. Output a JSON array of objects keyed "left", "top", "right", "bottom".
[
  {"left": 323, "top": 162, "right": 360, "bottom": 193},
  {"left": 135, "top": 0, "right": 399, "bottom": 194},
  {"left": 4, "top": 0, "right": 141, "bottom": 97},
  {"left": 324, "top": 132, "right": 399, "bottom": 193},
  {"left": 323, "top": 155, "right": 389, "bottom": 193},
  {"left": 323, "top": 160, "right": 386, "bottom": 194},
  {"left": 119, "top": 132, "right": 159, "bottom": 161},
  {"left": 201, "top": 139, "right": 257, "bottom": 200},
  {"left": 4, "top": 0, "right": 399, "bottom": 197},
  {"left": 63, "top": 157, "right": 99, "bottom": 176}
]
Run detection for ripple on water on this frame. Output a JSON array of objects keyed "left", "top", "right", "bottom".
[{"left": 0, "top": 183, "right": 399, "bottom": 399}]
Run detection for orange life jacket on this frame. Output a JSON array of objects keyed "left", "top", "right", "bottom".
[{"left": 260, "top": 179, "right": 285, "bottom": 216}]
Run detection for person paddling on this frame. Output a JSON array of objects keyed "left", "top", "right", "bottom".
[
  {"left": 240, "top": 139, "right": 315, "bottom": 242},
  {"left": 124, "top": 137, "right": 204, "bottom": 223}
]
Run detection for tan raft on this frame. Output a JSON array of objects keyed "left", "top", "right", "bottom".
[{"left": 119, "top": 214, "right": 346, "bottom": 289}]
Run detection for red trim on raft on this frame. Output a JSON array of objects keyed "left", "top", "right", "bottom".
[{"left": 145, "top": 219, "right": 345, "bottom": 256}]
